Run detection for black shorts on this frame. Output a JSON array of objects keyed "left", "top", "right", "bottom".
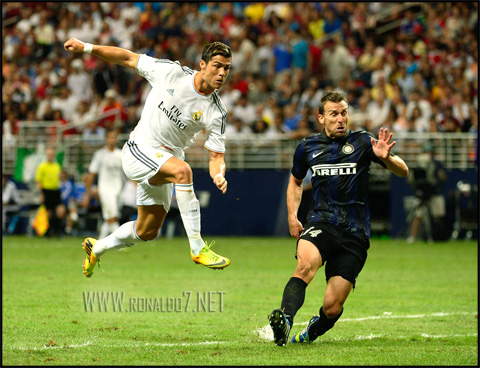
[
  {"left": 297, "top": 222, "right": 370, "bottom": 287},
  {"left": 42, "top": 189, "right": 62, "bottom": 211}
]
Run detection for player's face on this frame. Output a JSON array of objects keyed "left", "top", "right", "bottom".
[
  {"left": 200, "top": 55, "right": 232, "bottom": 91},
  {"left": 318, "top": 100, "right": 349, "bottom": 139},
  {"left": 106, "top": 131, "right": 118, "bottom": 148}
]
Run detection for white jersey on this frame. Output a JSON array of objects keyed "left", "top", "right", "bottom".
[
  {"left": 89, "top": 146, "right": 124, "bottom": 192},
  {"left": 130, "top": 55, "right": 227, "bottom": 160}
]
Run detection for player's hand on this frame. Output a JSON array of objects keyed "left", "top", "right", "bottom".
[
  {"left": 371, "top": 127, "right": 396, "bottom": 160},
  {"left": 213, "top": 174, "right": 227, "bottom": 194},
  {"left": 64, "top": 38, "right": 86, "bottom": 53},
  {"left": 288, "top": 218, "right": 304, "bottom": 240}
]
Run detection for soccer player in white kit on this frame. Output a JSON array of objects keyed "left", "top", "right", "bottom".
[
  {"left": 64, "top": 37, "right": 232, "bottom": 277},
  {"left": 82, "top": 129, "right": 125, "bottom": 239}
]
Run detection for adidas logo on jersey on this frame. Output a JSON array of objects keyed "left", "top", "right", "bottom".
[{"left": 167, "top": 89, "right": 174, "bottom": 96}]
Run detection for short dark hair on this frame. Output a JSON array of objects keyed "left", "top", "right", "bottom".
[
  {"left": 201, "top": 42, "right": 232, "bottom": 63},
  {"left": 319, "top": 91, "right": 349, "bottom": 115}
]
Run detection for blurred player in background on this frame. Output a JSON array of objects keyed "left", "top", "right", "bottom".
[
  {"left": 82, "top": 128, "right": 125, "bottom": 239},
  {"left": 268, "top": 91, "right": 409, "bottom": 346},
  {"left": 64, "top": 37, "right": 232, "bottom": 277}
]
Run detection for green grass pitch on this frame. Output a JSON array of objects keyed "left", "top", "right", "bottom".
[{"left": 2, "top": 235, "right": 478, "bottom": 365}]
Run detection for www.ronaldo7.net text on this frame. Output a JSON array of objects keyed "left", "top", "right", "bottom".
[{"left": 82, "top": 291, "right": 225, "bottom": 313}]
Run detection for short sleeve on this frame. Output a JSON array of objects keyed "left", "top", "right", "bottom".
[
  {"left": 136, "top": 54, "right": 180, "bottom": 86},
  {"left": 204, "top": 128, "right": 226, "bottom": 153},
  {"left": 89, "top": 150, "right": 101, "bottom": 174},
  {"left": 291, "top": 141, "right": 309, "bottom": 180}
]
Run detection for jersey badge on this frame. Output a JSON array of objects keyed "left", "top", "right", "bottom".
[
  {"left": 342, "top": 143, "right": 354, "bottom": 155},
  {"left": 156, "top": 153, "right": 164, "bottom": 159},
  {"left": 192, "top": 110, "right": 203, "bottom": 122}
]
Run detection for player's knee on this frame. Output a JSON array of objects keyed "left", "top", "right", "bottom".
[
  {"left": 136, "top": 227, "right": 159, "bottom": 241},
  {"left": 294, "top": 260, "right": 316, "bottom": 283},
  {"left": 137, "top": 230, "right": 158, "bottom": 241},
  {"left": 323, "top": 301, "right": 344, "bottom": 319},
  {"left": 174, "top": 162, "right": 193, "bottom": 184}
]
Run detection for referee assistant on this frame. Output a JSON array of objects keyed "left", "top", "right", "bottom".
[{"left": 35, "top": 146, "right": 65, "bottom": 236}]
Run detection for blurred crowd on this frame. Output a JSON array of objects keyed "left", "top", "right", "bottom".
[{"left": 2, "top": 2, "right": 479, "bottom": 145}]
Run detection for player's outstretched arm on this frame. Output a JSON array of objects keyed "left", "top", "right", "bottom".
[
  {"left": 209, "top": 151, "right": 227, "bottom": 194},
  {"left": 287, "top": 174, "right": 305, "bottom": 239},
  {"left": 64, "top": 38, "right": 139, "bottom": 69},
  {"left": 371, "top": 127, "right": 409, "bottom": 177}
]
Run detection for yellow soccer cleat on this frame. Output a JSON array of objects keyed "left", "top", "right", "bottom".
[
  {"left": 82, "top": 237, "right": 99, "bottom": 278},
  {"left": 190, "top": 241, "right": 230, "bottom": 270}
]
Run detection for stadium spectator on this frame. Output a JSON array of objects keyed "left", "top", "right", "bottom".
[
  {"left": 367, "top": 90, "right": 391, "bottom": 133},
  {"left": 92, "top": 59, "right": 115, "bottom": 97},
  {"left": 308, "top": 8, "right": 325, "bottom": 42},
  {"left": 323, "top": 7, "right": 342, "bottom": 35},
  {"left": 288, "top": 118, "right": 312, "bottom": 140},
  {"left": 321, "top": 34, "right": 352, "bottom": 86},
  {"left": 99, "top": 89, "right": 126, "bottom": 130},
  {"left": 269, "top": 32, "right": 293, "bottom": 89},
  {"left": 225, "top": 117, "right": 253, "bottom": 139},
  {"left": 268, "top": 91, "right": 409, "bottom": 347},
  {"left": 283, "top": 103, "right": 302, "bottom": 131},
  {"left": 405, "top": 89, "right": 432, "bottom": 124},
  {"left": 82, "top": 119, "right": 106, "bottom": 145},
  {"left": 349, "top": 95, "right": 371, "bottom": 131},
  {"left": 2, "top": 174, "right": 21, "bottom": 234},
  {"left": 232, "top": 95, "right": 257, "bottom": 126},
  {"left": 33, "top": 10, "right": 55, "bottom": 60},
  {"left": 64, "top": 37, "right": 233, "bottom": 278},
  {"left": 67, "top": 58, "right": 93, "bottom": 103}
]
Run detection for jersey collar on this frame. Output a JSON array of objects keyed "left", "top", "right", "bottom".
[
  {"left": 320, "top": 128, "right": 351, "bottom": 142},
  {"left": 192, "top": 71, "right": 215, "bottom": 98}
]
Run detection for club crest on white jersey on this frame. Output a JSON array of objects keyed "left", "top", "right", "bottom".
[{"left": 192, "top": 110, "right": 203, "bottom": 122}]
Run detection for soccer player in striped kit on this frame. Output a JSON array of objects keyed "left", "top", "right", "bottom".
[
  {"left": 269, "top": 91, "right": 409, "bottom": 346},
  {"left": 64, "top": 37, "right": 232, "bottom": 277}
]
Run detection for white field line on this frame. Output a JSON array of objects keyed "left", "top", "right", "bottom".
[
  {"left": 3, "top": 340, "right": 233, "bottom": 351},
  {"left": 3, "top": 312, "right": 477, "bottom": 351},
  {"left": 257, "top": 311, "right": 477, "bottom": 341}
]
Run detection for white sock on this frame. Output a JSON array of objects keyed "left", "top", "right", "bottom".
[
  {"left": 93, "top": 221, "right": 145, "bottom": 258},
  {"left": 175, "top": 183, "right": 205, "bottom": 255},
  {"left": 108, "top": 221, "right": 119, "bottom": 234},
  {"left": 99, "top": 221, "right": 110, "bottom": 239}
]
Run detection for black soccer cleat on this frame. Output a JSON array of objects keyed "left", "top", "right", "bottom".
[{"left": 268, "top": 308, "right": 291, "bottom": 347}]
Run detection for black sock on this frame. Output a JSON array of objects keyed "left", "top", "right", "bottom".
[
  {"left": 280, "top": 277, "right": 308, "bottom": 325},
  {"left": 309, "top": 306, "right": 344, "bottom": 341}
]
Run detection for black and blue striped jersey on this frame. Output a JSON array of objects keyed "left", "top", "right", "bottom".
[{"left": 291, "top": 129, "right": 390, "bottom": 240}]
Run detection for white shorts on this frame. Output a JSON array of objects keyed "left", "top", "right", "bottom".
[
  {"left": 98, "top": 186, "right": 121, "bottom": 220},
  {"left": 122, "top": 141, "right": 174, "bottom": 211},
  {"left": 413, "top": 195, "right": 446, "bottom": 218}
]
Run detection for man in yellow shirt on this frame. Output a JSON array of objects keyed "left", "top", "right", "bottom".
[{"left": 35, "top": 146, "right": 66, "bottom": 236}]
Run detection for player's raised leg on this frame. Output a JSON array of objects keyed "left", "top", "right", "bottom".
[{"left": 149, "top": 156, "right": 230, "bottom": 269}]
